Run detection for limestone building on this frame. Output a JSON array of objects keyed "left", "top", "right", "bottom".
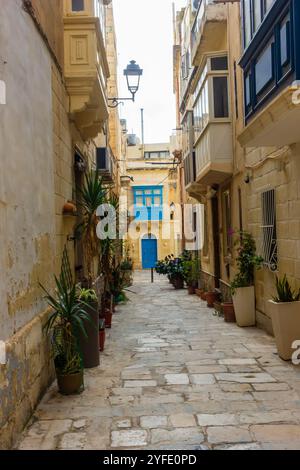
[
  {"left": 173, "top": 0, "right": 300, "bottom": 332},
  {"left": 121, "top": 136, "right": 182, "bottom": 269},
  {"left": 0, "top": 0, "right": 121, "bottom": 448}
]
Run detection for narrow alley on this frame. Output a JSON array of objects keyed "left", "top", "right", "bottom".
[{"left": 17, "top": 272, "right": 300, "bottom": 451}]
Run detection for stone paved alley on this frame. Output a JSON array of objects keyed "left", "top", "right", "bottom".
[{"left": 17, "top": 272, "right": 300, "bottom": 450}]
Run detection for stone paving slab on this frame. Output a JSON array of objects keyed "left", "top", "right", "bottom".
[{"left": 16, "top": 271, "right": 300, "bottom": 450}]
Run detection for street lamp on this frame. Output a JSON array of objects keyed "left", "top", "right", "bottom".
[{"left": 108, "top": 60, "right": 143, "bottom": 108}]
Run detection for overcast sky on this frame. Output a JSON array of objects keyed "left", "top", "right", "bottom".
[{"left": 113, "top": 0, "right": 186, "bottom": 144}]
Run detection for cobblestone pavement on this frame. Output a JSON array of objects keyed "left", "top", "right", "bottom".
[{"left": 17, "top": 271, "right": 300, "bottom": 450}]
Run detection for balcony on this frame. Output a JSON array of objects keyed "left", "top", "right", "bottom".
[
  {"left": 63, "top": 0, "right": 110, "bottom": 140},
  {"left": 96, "top": 147, "right": 116, "bottom": 183},
  {"left": 194, "top": 122, "right": 233, "bottom": 187},
  {"left": 191, "top": 0, "right": 227, "bottom": 66},
  {"left": 238, "top": 0, "right": 300, "bottom": 147}
]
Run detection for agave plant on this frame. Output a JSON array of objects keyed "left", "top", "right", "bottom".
[
  {"left": 273, "top": 275, "right": 300, "bottom": 303},
  {"left": 42, "top": 276, "right": 93, "bottom": 376}
]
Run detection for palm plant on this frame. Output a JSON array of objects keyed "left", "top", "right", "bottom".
[
  {"left": 42, "top": 276, "right": 92, "bottom": 376},
  {"left": 77, "top": 171, "right": 107, "bottom": 285},
  {"left": 98, "top": 191, "right": 121, "bottom": 304}
]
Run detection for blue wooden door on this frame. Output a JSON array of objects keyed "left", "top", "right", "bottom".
[{"left": 142, "top": 238, "right": 158, "bottom": 269}]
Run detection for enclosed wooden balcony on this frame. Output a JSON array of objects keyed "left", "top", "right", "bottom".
[
  {"left": 238, "top": 0, "right": 300, "bottom": 147},
  {"left": 191, "top": 0, "right": 227, "bottom": 66},
  {"left": 63, "top": 0, "right": 110, "bottom": 139},
  {"left": 194, "top": 122, "right": 233, "bottom": 187}
]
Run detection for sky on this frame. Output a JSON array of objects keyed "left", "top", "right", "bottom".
[{"left": 113, "top": 0, "right": 187, "bottom": 144}]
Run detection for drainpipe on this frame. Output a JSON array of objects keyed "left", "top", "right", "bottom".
[{"left": 141, "top": 108, "right": 145, "bottom": 159}]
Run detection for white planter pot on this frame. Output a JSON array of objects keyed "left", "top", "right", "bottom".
[
  {"left": 268, "top": 300, "right": 300, "bottom": 361},
  {"left": 232, "top": 286, "right": 256, "bottom": 327}
]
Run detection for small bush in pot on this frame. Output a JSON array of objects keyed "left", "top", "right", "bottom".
[
  {"left": 183, "top": 258, "right": 200, "bottom": 295},
  {"left": 268, "top": 275, "right": 300, "bottom": 360},
  {"left": 42, "top": 277, "right": 92, "bottom": 395},
  {"left": 230, "top": 231, "right": 263, "bottom": 327},
  {"left": 168, "top": 258, "right": 185, "bottom": 289}
]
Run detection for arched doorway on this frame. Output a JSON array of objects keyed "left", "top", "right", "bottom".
[{"left": 141, "top": 234, "right": 158, "bottom": 269}]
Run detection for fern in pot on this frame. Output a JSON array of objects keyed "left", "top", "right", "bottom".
[
  {"left": 42, "top": 277, "right": 92, "bottom": 395},
  {"left": 230, "top": 231, "right": 263, "bottom": 327},
  {"left": 268, "top": 275, "right": 300, "bottom": 360}
]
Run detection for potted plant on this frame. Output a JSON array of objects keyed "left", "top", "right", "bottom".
[
  {"left": 42, "top": 277, "right": 92, "bottom": 395},
  {"left": 77, "top": 171, "right": 106, "bottom": 286},
  {"left": 206, "top": 290, "right": 218, "bottom": 308},
  {"left": 120, "top": 258, "right": 133, "bottom": 287},
  {"left": 168, "top": 258, "right": 185, "bottom": 289},
  {"left": 222, "top": 301, "right": 236, "bottom": 323},
  {"left": 99, "top": 318, "right": 106, "bottom": 352},
  {"left": 268, "top": 275, "right": 300, "bottom": 360},
  {"left": 77, "top": 288, "right": 99, "bottom": 369},
  {"left": 183, "top": 258, "right": 200, "bottom": 295},
  {"left": 63, "top": 201, "right": 77, "bottom": 216},
  {"left": 231, "top": 231, "right": 263, "bottom": 327}
]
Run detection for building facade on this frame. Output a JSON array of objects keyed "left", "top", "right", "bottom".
[
  {"left": 174, "top": 0, "right": 300, "bottom": 330},
  {"left": 122, "top": 137, "right": 182, "bottom": 269},
  {"left": 0, "top": 0, "right": 121, "bottom": 448}
]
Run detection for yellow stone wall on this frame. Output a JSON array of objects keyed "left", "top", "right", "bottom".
[
  {"left": 0, "top": 0, "right": 116, "bottom": 448},
  {"left": 124, "top": 143, "right": 182, "bottom": 269}
]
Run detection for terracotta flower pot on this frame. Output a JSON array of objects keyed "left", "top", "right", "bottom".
[
  {"left": 105, "top": 308, "right": 113, "bottom": 329},
  {"left": 62, "top": 201, "right": 77, "bottom": 216},
  {"left": 206, "top": 291, "right": 217, "bottom": 308},
  {"left": 99, "top": 328, "right": 106, "bottom": 352},
  {"left": 201, "top": 291, "right": 207, "bottom": 301},
  {"left": 56, "top": 370, "right": 84, "bottom": 395},
  {"left": 222, "top": 303, "right": 236, "bottom": 323},
  {"left": 188, "top": 285, "right": 196, "bottom": 295}
]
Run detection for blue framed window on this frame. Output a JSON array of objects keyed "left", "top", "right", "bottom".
[
  {"left": 133, "top": 186, "right": 163, "bottom": 221},
  {"left": 240, "top": 0, "right": 297, "bottom": 121}
]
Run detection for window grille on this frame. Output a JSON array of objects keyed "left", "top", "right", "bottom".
[{"left": 260, "top": 189, "right": 278, "bottom": 271}]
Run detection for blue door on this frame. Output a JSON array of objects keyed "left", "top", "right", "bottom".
[{"left": 142, "top": 237, "right": 158, "bottom": 269}]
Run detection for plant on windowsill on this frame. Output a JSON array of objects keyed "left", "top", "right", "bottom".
[
  {"left": 230, "top": 231, "right": 263, "bottom": 327},
  {"left": 77, "top": 288, "right": 99, "bottom": 369},
  {"left": 268, "top": 275, "right": 300, "bottom": 360},
  {"left": 42, "top": 277, "right": 92, "bottom": 395},
  {"left": 63, "top": 201, "right": 77, "bottom": 216}
]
